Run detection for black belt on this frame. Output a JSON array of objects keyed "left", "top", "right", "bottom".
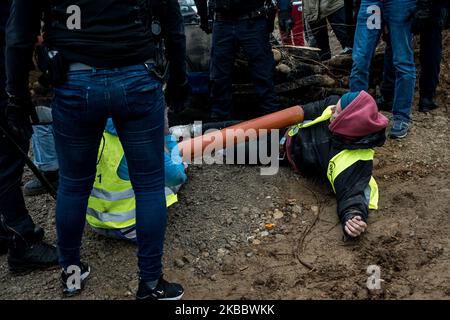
[{"left": 215, "top": 8, "right": 267, "bottom": 21}]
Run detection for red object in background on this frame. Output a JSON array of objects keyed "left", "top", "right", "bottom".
[{"left": 280, "top": 1, "right": 305, "bottom": 46}]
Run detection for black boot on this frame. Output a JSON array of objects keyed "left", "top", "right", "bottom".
[
  {"left": 7, "top": 228, "right": 58, "bottom": 274},
  {"left": 0, "top": 240, "right": 7, "bottom": 255},
  {"left": 0, "top": 223, "right": 9, "bottom": 256},
  {"left": 23, "top": 170, "right": 59, "bottom": 197},
  {"left": 418, "top": 97, "right": 439, "bottom": 113},
  {"left": 1, "top": 225, "right": 45, "bottom": 255}
]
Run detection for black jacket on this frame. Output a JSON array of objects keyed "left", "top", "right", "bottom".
[
  {"left": 290, "top": 96, "right": 386, "bottom": 223},
  {"left": 6, "top": 0, "right": 187, "bottom": 97},
  {"left": 416, "top": 0, "right": 450, "bottom": 28},
  {"left": 196, "top": 0, "right": 267, "bottom": 17}
]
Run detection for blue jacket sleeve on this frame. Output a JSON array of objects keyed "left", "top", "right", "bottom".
[
  {"left": 164, "top": 134, "right": 187, "bottom": 187},
  {"left": 116, "top": 134, "right": 187, "bottom": 188}
]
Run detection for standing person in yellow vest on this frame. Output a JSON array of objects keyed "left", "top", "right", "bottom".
[
  {"left": 284, "top": 91, "right": 388, "bottom": 239},
  {"left": 87, "top": 118, "right": 187, "bottom": 242}
]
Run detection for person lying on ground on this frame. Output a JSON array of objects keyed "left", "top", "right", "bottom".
[
  {"left": 201, "top": 91, "right": 388, "bottom": 239},
  {"left": 283, "top": 91, "right": 388, "bottom": 238}
]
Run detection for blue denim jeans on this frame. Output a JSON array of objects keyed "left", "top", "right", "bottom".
[
  {"left": 32, "top": 122, "right": 59, "bottom": 172},
  {"left": 350, "top": 0, "right": 416, "bottom": 123},
  {"left": 52, "top": 64, "right": 166, "bottom": 282},
  {"left": 210, "top": 17, "right": 279, "bottom": 119}
]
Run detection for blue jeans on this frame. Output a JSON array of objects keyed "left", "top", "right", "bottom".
[
  {"left": 32, "top": 123, "right": 59, "bottom": 172},
  {"left": 350, "top": 0, "right": 416, "bottom": 123},
  {"left": 210, "top": 17, "right": 279, "bottom": 119},
  {"left": 52, "top": 64, "right": 166, "bottom": 282}
]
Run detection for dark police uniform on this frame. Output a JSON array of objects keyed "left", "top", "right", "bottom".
[
  {"left": 0, "top": 0, "right": 38, "bottom": 253},
  {"left": 196, "top": 0, "right": 279, "bottom": 120},
  {"left": 418, "top": 0, "right": 449, "bottom": 109}
]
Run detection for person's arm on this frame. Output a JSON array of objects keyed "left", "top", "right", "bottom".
[
  {"left": 334, "top": 160, "right": 372, "bottom": 224},
  {"left": 302, "top": 95, "right": 340, "bottom": 120},
  {"left": 164, "top": 134, "right": 187, "bottom": 187},
  {"left": 161, "top": 0, "right": 187, "bottom": 88},
  {"left": 6, "top": 0, "right": 43, "bottom": 98},
  {"left": 160, "top": 0, "right": 189, "bottom": 112}
]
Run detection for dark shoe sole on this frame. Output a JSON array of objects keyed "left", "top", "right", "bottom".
[
  {"left": 389, "top": 132, "right": 408, "bottom": 139},
  {"left": 136, "top": 292, "right": 184, "bottom": 301},
  {"left": 8, "top": 262, "right": 59, "bottom": 275},
  {"left": 418, "top": 107, "right": 438, "bottom": 113},
  {"left": 23, "top": 187, "right": 53, "bottom": 197}
]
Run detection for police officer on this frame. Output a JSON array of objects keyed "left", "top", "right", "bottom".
[
  {"left": 0, "top": 0, "right": 58, "bottom": 272},
  {"left": 195, "top": 0, "right": 279, "bottom": 120},
  {"left": 6, "top": 0, "right": 188, "bottom": 299},
  {"left": 412, "top": 0, "right": 449, "bottom": 112}
]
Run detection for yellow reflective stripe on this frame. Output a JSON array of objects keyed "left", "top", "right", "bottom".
[
  {"left": 327, "top": 149, "right": 379, "bottom": 209},
  {"left": 88, "top": 196, "right": 135, "bottom": 215},
  {"left": 86, "top": 214, "right": 135, "bottom": 230},
  {"left": 368, "top": 177, "right": 379, "bottom": 210},
  {"left": 91, "top": 187, "right": 135, "bottom": 201},
  {"left": 327, "top": 149, "right": 375, "bottom": 193},
  {"left": 288, "top": 105, "right": 334, "bottom": 136},
  {"left": 166, "top": 193, "right": 178, "bottom": 207}
]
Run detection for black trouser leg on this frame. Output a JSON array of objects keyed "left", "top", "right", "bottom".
[
  {"left": 419, "top": 26, "right": 442, "bottom": 100},
  {"left": 328, "top": 7, "right": 352, "bottom": 49},
  {"left": 0, "top": 28, "right": 35, "bottom": 240},
  {"left": 238, "top": 18, "right": 279, "bottom": 116},
  {"left": 344, "top": 0, "right": 356, "bottom": 45},
  {"left": 309, "top": 18, "right": 331, "bottom": 60}
]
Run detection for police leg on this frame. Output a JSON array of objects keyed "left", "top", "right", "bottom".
[{"left": 238, "top": 18, "right": 279, "bottom": 116}]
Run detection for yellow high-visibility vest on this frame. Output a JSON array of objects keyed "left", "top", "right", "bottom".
[
  {"left": 288, "top": 106, "right": 379, "bottom": 209},
  {"left": 86, "top": 132, "right": 178, "bottom": 230}
]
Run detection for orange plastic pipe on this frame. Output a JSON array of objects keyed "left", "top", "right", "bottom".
[{"left": 178, "top": 105, "right": 304, "bottom": 162}]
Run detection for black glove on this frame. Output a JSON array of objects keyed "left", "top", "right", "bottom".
[
  {"left": 279, "top": 10, "right": 294, "bottom": 33},
  {"left": 4, "top": 96, "right": 37, "bottom": 142},
  {"left": 165, "top": 80, "right": 191, "bottom": 114},
  {"left": 200, "top": 18, "right": 213, "bottom": 34}
]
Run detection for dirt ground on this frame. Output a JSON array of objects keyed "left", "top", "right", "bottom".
[{"left": 0, "top": 32, "right": 449, "bottom": 300}]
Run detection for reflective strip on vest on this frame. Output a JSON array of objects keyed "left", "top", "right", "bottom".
[
  {"left": 87, "top": 207, "right": 136, "bottom": 223},
  {"left": 327, "top": 149, "right": 379, "bottom": 210},
  {"left": 288, "top": 105, "right": 334, "bottom": 136},
  {"left": 86, "top": 131, "right": 178, "bottom": 230},
  {"left": 91, "top": 187, "right": 135, "bottom": 202}
]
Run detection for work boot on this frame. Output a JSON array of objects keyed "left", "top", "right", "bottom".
[
  {"left": 1, "top": 226, "right": 44, "bottom": 256},
  {"left": 24, "top": 170, "right": 59, "bottom": 197},
  {"left": 7, "top": 230, "right": 58, "bottom": 274},
  {"left": 339, "top": 47, "right": 352, "bottom": 55},
  {"left": 376, "top": 96, "right": 393, "bottom": 112},
  {"left": 61, "top": 262, "right": 91, "bottom": 296},
  {"left": 136, "top": 275, "right": 184, "bottom": 300},
  {"left": 0, "top": 240, "right": 7, "bottom": 256},
  {"left": 418, "top": 97, "right": 439, "bottom": 113}
]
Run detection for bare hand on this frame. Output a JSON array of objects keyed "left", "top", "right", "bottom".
[{"left": 344, "top": 216, "right": 367, "bottom": 238}]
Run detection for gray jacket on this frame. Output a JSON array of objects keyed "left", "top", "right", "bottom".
[{"left": 303, "top": 0, "right": 345, "bottom": 22}]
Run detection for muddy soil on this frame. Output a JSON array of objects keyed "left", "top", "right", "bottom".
[{"left": 0, "top": 32, "right": 449, "bottom": 300}]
